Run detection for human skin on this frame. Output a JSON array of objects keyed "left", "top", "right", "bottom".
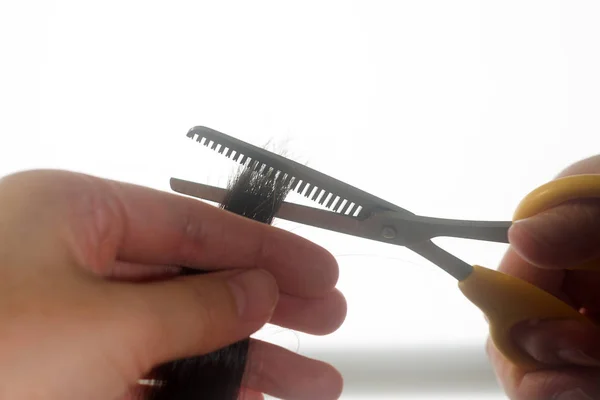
[
  {"left": 488, "top": 155, "right": 600, "bottom": 400},
  {"left": 0, "top": 169, "right": 346, "bottom": 400}
]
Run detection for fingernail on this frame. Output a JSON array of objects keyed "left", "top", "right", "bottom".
[
  {"left": 555, "top": 388, "right": 594, "bottom": 400},
  {"left": 227, "top": 269, "right": 278, "bottom": 320},
  {"left": 557, "top": 349, "right": 600, "bottom": 367}
]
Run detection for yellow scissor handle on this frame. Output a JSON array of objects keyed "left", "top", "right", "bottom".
[{"left": 459, "top": 174, "right": 600, "bottom": 370}]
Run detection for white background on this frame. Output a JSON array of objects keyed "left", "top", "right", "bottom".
[{"left": 1, "top": 1, "right": 600, "bottom": 398}]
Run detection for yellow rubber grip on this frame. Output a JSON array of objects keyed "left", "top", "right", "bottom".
[
  {"left": 459, "top": 265, "right": 592, "bottom": 369},
  {"left": 513, "top": 174, "right": 600, "bottom": 271},
  {"left": 459, "top": 174, "right": 600, "bottom": 370}
]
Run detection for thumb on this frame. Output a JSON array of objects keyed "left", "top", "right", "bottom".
[
  {"left": 508, "top": 199, "right": 600, "bottom": 268},
  {"left": 107, "top": 268, "right": 278, "bottom": 373}
]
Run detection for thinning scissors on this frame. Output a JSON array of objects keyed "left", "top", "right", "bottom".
[{"left": 170, "top": 126, "right": 600, "bottom": 370}]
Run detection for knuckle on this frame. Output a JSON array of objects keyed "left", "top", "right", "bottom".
[
  {"left": 182, "top": 279, "right": 215, "bottom": 339},
  {"left": 177, "top": 208, "right": 204, "bottom": 266},
  {"left": 53, "top": 177, "right": 125, "bottom": 272},
  {"left": 176, "top": 202, "right": 223, "bottom": 267},
  {"left": 116, "top": 291, "right": 174, "bottom": 370},
  {"left": 137, "top": 280, "right": 217, "bottom": 360},
  {"left": 115, "top": 299, "right": 164, "bottom": 372},
  {"left": 78, "top": 182, "right": 126, "bottom": 272},
  {"left": 253, "top": 228, "right": 269, "bottom": 269}
]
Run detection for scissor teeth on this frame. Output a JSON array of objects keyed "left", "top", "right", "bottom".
[
  {"left": 326, "top": 194, "right": 338, "bottom": 208},
  {"left": 186, "top": 127, "right": 402, "bottom": 220},
  {"left": 310, "top": 187, "right": 321, "bottom": 201},
  {"left": 305, "top": 186, "right": 315, "bottom": 199},
  {"left": 345, "top": 203, "right": 356, "bottom": 215},
  {"left": 304, "top": 184, "right": 312, "bottom": 195},
  {"left": 264, "top": 167, "right": 274, "bottom": 179},
  {"left": 297, "top": 181, "right": 307, "bottom": 194},
  {"left": 303, "top": 183, "right": 313, "bottom": 197},
  {"left": 314, "top": 189, "right": 324, "bottom": 202},
  {"left": 335, "top": 199, "right": 347, "bottom": 213},
  {"left": 333, "top": 199, "right": 342, "bottom": 212},
  {"left": 341, "top": 200, "right": 351, "bottom": 213},
  {"left": 310, "top": 187, "right": 319, "bottom": 199},
  {"left": 343, "top": 202, "right": 351, "bottom": 214}
]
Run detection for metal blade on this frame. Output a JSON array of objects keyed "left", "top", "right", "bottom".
[
  {"left": 185, "top": 126, "right": 415, "bottom": 218},
  {"left": 170, "top": 177, "right": 376, "bottom": 238},
  {"left": 168, "top": 178, "right": 499, "bottom": 281}
]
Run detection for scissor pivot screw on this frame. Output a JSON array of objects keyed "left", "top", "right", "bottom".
[{"left": 381, "top": 226, "right": 396, "bottom": 239}]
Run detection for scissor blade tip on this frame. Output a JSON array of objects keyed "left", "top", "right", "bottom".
[{"left": 169, "top": 177, "right": 184, "bottom": 187}]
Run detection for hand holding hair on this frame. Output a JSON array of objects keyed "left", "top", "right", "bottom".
[{"left": 0, "top": 170, "right": 345, "bottom": 400}]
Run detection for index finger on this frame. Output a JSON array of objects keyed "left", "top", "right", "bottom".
[{"left": 1, "top": 169, "right": 338, "bottom": 298}]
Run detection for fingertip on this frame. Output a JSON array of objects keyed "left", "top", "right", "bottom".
[
  {"left": 326, "top": 365, "right": 345, "bottom": 399},
  {"left": 509, "top": 200, "right": 600, "bottom": 268},
  {"left": 323, "top": 288, "right": 348, "bottom": 334},
  {"left": 312, "top": 244, "right": 340, "bottom": 294},
  {"left": 307, "top": 361, "right": 344, "bottom": 400},
  {"left": 273, "top": 229, "right": 340, "bottom": 296},
  {"left": 508, "top": 218, "right": 557, "bottom": 267},
  {"left": 315, "top": 288, "right": 348, "bottom": 335},
  {"left": 244, "top": 340, "right": 344, "bottom": 400},
  {"left": 270, "top": 288, "right": 347, "bottom": 335},
  {"left": 511, "top": 319, "right": 600, "bottom": 368}
]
